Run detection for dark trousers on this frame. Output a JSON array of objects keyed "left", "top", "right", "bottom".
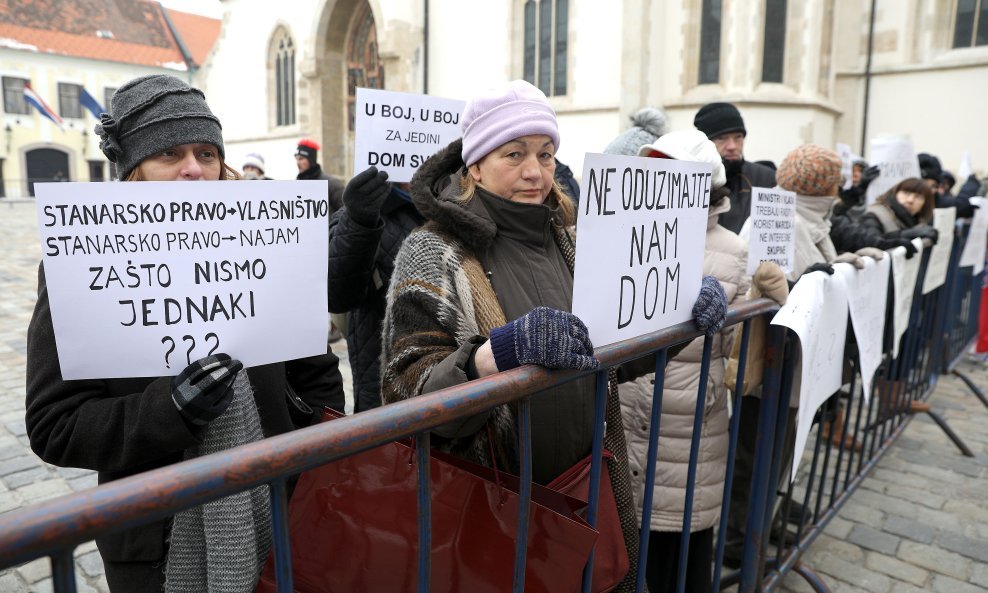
[
  {"left": 103, "top": 558, "right": 165, "bottom": 593},
  {"left": 645, "top": 527, "right": 714, "bottom": 593},
  {"left": 724, "top": 396, "right": 798, "bottom": 566}
]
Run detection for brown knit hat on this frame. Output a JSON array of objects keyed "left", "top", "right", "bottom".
[{"left": 776, "top": 144, "right": 842, "bottom": 196}]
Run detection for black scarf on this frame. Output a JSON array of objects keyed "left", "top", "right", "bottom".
[
  {"left": 297, "top": 163, "right": 323, "bottom": 180},
  {"left": 886, "top": 194, "right": 918, "bottom": 228}
]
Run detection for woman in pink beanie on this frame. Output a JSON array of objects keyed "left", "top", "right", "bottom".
[{"left": 380, "top": 80, "right": 728, "bottom": 592}]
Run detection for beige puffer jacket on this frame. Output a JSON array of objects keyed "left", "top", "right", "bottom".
[{"left": 619, "top": 198, "right": 751, "bottom": 533}]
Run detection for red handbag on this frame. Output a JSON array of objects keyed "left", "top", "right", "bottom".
[
  {"left": 548, "top": 450, "right": 630, "bottom": 593},
  {"left": 255, "top": 409, "right": 626, "bottom": 593}
]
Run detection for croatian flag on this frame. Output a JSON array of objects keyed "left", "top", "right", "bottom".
[
  {"left": 79, "top": 87, "right": 105, "bottom": 120},
  {"left": 23, "top": 83, "right": 65, "bottom": 132}
]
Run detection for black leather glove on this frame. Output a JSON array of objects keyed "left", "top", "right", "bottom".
[
  {"left": 171, "top": 353, "right": 242, "bottom": 426},
  {"left": 343, "top": 166, "right": 391, "bottom": 226},
  {"left": 900, "top": 225, "right": 938, "bottom": 245},
  {"left": 803, "top": 262, "right": 835, "bottom": 276},
  {"left": 877, "top": 237, "right": 918, "bottom": 259},
  {"left": 858, "top": 165, "right": 880, "bottom": 190}
]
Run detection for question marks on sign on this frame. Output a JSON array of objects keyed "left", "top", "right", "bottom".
[
  {"left": 182, "top": 335, "right": 195, "bottom": 366},
  {"left": 205, "top": 333, "right": 220, "bottom": 357},
  {"left": 161, "top": 336, "right": 176, "bottom": 368}
]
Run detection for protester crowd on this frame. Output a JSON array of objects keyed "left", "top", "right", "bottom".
[{"left": 22, "top": 73, "right": 988, "bottom": 593}]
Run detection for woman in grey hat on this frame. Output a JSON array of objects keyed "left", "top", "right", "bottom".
[{"left": 25, "top": 74, "right": 344, "bottom": 593}]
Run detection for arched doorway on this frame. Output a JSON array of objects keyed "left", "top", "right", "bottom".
[
  {"left": 26, "top": 147, "right": 69, "bottom": 196},
  {"left": 315, "top": 0, "right": 384, "bottom": 178},
  {"left": 346, "top": 2, "right": 384, "bottom": 133}
]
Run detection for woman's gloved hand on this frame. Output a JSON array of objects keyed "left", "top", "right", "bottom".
[
  {"left": 855, "top": 247, "right": 886, "bottom": 261},
  {"left": 858, "top": 165, "right": 880, "bottom": 190},
  {"left": 900, "top": 224, "right": 938, "bottom": 245},
  {"left": 803, "top": 262, "right": 835, "bottom": 276},
  {"left": 752, "top": 261, "right": 788, "bottom": 306},
  {"left": 833, "top": 251, "right": 865, "bottom": 269},
  {"left": 876, "top": 237, "right": 918, "bottom": 259},
  {"left": 488, "top": 306, "right": 598, "bottom": 371},
  {"left": 342, "top": 165, "right": 391, "bottom": 226},
  {"left": 171, "top": 353, "right": 243, "bottom": 426},
  {"left": 692, "top": 275, "right": 728, "bottom": 335}
]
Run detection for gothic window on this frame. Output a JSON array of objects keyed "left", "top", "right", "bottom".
[
  {"left": 699, "top": 0, "right": 722, "bottom": 84},
  {"left": 522, "top": 0, "right": 568, "bottom": 96},
  {"left": 272, "top": 30, "right": 296, "bottom": 126},
  {"left": 762, "top": 0, "right": 787, "bottom": 82},
  {"left": 954, "top": 0, "right": 988, "bottom": 48},
  {"left": 347, "top": 3, "right": 384, "bottom": 132}
]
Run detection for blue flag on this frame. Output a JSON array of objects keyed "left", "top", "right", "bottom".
[{"left": 79, "top": 87, "right": 105, "bottom": 119}]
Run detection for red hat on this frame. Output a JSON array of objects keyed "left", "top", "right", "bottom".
[{"left": 295, "top": 138, "right": 320, "bottom": 162}]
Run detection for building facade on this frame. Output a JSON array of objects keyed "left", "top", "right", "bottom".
[
  {"left": 0, "top": 0, "right": 219, "bottom": 198},
  {"left": 201, "top": 0, "right": 988, "bottom": 183}
]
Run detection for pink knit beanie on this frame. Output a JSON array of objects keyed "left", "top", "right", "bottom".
[{"left": 460, "top": 80, "right": 560, "bottom": 167}]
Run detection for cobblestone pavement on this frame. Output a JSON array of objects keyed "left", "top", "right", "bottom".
[{"left": 0, "top": 200, "right": 986, "bottom": 592}]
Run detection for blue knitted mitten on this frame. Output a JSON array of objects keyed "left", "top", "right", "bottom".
[
  {"left": 692, "top": 275, "right": 728, "bottom": 336},
  {"left": 488, "top": 306, "right": 599, "bottom": 371}
]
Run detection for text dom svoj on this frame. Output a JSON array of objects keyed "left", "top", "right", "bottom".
[{"left": 572, "top": 153, "right": 713, "bottom": 347}]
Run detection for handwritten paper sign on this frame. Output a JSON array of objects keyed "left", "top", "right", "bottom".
[
  {"left": 866, "top": 136, "right": 921, "bottom": 205},
  {"left": 746, "top": 187, "right": 796, "bottom": 275},
  {"left": 354, "top": 88, "right": 465, "bottom": 182},
  {"left": 889, "top": 238, "right": 924, "bottom": 359},
  {"left": 572, "top": 153, "right": 712, "bottom": 347},
  {"left": 960, "top": 197, "right": 988, "bottom": 274},
  {"left": 35, "top": 181, "right": 330, "bottom": 380},
  {"left": 771, "top": 268, "right": 850, "bottom": 480},
  {"left": 837, "top": 143, "right": 854, "bottom": 190},
  {"left": 922, "top": 208, "right": 957, "bottom": 294},
  {"left": 837, "top": 257, "right": 890, "bottom": 403}
]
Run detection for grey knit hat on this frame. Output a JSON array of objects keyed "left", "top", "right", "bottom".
[
  {"left": 602, "top": 107, "right": 670, "bottom": 156},
  {"left": 95, "top": 74, "right": 224, "bottom": 180}
]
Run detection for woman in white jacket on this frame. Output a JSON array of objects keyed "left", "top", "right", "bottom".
[{"left": 619, "top": 130, "right": 751, "bottom": 593}]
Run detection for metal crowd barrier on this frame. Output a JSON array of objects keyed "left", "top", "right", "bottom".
[{"left": 0, "top": 223, "right": 983, "bottom": 593}]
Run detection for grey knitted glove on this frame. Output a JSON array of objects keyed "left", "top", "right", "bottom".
[
  {"left": 171, "top": 353, "right": 242, "bottom": 426},
  {"left": 488, "top": 307, "right": 599, "bottom": 371},
  {"left": 343, "top": 166, "right": 390, "bottom": 226},
  {"left": 692, "top": 275, "right": 728, "bottom": 335}
]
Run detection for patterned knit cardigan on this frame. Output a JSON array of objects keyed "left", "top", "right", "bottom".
[{"left": 380, "top": 139, "right": 642, "bottom": 593}]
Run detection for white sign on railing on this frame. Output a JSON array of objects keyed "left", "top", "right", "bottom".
[
  {"left": 838, "top": 256, "right": 891, "bottom": 403},
  {"left": 959, "top": 197, "right": 988, "bottom": 274},
  {"left": 771, "top": 268, "right": 850, "bottom": 481},
  {"left": 572, "top": 153, "right": 711, "bottom": 347},
  {"left": 889, "top": 238, "right": 925, "bottom": 359},
  {"left": 35, "top": 181, "right": 330, "bottom": 380},
  {"left": 746, "top": 187, "right": 796, "bottom": 275},
  {"left": 837, "top": 143, "right": 854, "bottom": 191},
  {"left": 354, "top": 88, "right": 465, "bottom": 182},
  {"left": 922, "top": 208, "right": 957, "bottom": 294}
]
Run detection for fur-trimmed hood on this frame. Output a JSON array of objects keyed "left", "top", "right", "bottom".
[{"left": 409, "top": 138, "right": 497, "bottom": 253}]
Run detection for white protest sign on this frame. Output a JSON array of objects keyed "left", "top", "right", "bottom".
[
  {"left": 958, "top": 151, "right": 973, "bottom": 182},
  {"left": 837, "top": 257, "right": 890, "bottom": 403},
  {"left": 35, "top": 181, "right": 330, "bottom": 380},
  {"left": 746, "top": 187, "right": 796, "bottom": 275},
  {"left": 837, "top": 143, "right": 854, "bottom": 190},
  {"left": 866, "top": 136, "right": 921, "bottom": 205},
  {"left": 354, "top": 88, "right": 465, "bottom": 182},
  {"left": 959, "top": 197, "right": 988, "bottom": 274},
  {"left": 889, "top": 238, "right": 924, "bottom": 358},
  {"left": 572, "top": 153, "right": 712, "bottom": 347},
  {"left": 922, "top": 208, "right": 957, "bottom": 294},
  {"left": 771, "top": 269, "right": 849, "bottom": 481}
]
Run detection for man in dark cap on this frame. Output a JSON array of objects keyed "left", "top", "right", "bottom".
[
  {"left": 295, "top": 138, "right": 345, "bottom": 213},
  {"left": 694, "top": 102, "right": 776, "bottom": 233},
  {"left": 918, "top": 152, "right": 976, "bottom": 217}
]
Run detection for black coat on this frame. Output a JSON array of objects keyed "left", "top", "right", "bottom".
[
  {"left": 327, "top": 188, "right": 424, "bottom": 412},
  {"left": 297, "top": 163, "right": 345, "bottom": 213},
  {"left": 720, "top": 160, "right": 777, "bottom": 234},
  {"left": 830, "top": 202, "right": 884, "bottom": 253},
  {"left": 25, "top": 265, "right": 344, "bottom": 567}
]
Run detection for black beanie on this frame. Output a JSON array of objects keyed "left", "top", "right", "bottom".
[
  {"left": 95, "top": 74, "right": 224, "bottom": 180},
  {"left": 917, "top": 153, "right": 943, "bottom": 182},
  {"left": 693, "top": 102, "right": 747, "bottom": 139},
  {"left": 295, "top": 139, "right": 319, "bottom": 163}
]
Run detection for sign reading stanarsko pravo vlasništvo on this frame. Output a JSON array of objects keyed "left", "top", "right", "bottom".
[{"left": 35, "top": 181, "right": 330, "bottom": 380}]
